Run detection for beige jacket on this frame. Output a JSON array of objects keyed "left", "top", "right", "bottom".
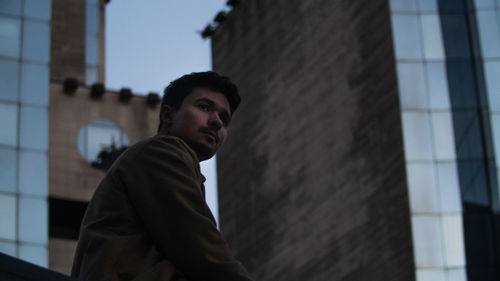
[{"left": 71, "top": 134, "right": 253, "bottom": 281}]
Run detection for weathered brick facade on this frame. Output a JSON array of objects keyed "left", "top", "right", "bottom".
[{"left": 212, "top": 1, "right": 415, "bottom": 280}]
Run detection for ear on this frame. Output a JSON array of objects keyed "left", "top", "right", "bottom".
[{"left": 160, "top": 104, "right": 176, "bottom": 130}]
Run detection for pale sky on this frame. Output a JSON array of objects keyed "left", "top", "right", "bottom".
[{"left": 105, "top": 0, "right": 228, "bottom": 224}]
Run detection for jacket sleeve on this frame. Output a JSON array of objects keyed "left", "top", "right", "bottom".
[{"left": 119, "top": 136, "right": 254, "bottom": 281}]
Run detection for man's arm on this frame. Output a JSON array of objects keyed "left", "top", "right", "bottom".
[{"left": 120, "top": 136, "right": 253, "bottom": 281}]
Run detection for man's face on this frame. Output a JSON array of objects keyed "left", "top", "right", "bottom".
[{"left": 163, "top": 87, "right": 231, "bottom": 161}]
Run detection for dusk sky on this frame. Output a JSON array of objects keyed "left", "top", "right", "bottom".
[{"left": 105, "top": 0, "right": 229, "bottom": 223}]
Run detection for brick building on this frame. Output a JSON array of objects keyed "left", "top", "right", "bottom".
[
  {"left": 211, "top": 1, "right": 500, "bottom": 281},
  {"left": 0, "top": 0, "right": 160, "bottom": 275}
]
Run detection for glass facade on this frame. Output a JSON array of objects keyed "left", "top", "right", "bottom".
[
  {"left": 0, "top": 0, "right": 51, "bottom": 267},
  {"left": 86, "top": 0, "right": 99, "bottom": 85},
  {"left": 390, "top": 0, "right": 500, "bottom": 280}
]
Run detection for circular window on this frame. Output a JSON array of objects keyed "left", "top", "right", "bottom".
[{"left": 77, "top": 119, "right": 130, "bottom": 169}]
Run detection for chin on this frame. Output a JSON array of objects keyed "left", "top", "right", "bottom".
[{"left": 186, "top": 141, "right": 216, "bottom": 161}]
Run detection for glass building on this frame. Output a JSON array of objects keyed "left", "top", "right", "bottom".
[
  {"left": 0, "top": 0, "right": 52, "bottom": 267},
  {"left": 390, "top": 0, "right": 500, "bottom": 279}
]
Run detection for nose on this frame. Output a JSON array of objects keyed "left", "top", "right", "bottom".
[{"left": 208, "top": 112, "right": 223, "bottom": 129}]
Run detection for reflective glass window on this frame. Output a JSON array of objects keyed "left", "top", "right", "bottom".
[
  {"left": 22, "top": 20, "right": 50, "bottom": 63},
  {"left": 416, "top": 269, "right": 445, "bottom": 281},
  {"left": 0, "top": 0, "right": 21, "bottom": 16},
  {"left": 86, "top": 66, "right": 98, "bottom": 85},
  {"left": 440, "top": 15, "right": 471, "bottom": 59},
  {"left": 0, "top": 193, "right": 16, "bottom": 240},
  {"left": 20, "top": 63, "right": 49, "bottom": 106},
  {"left": 77, "top": 120, "right": 130, "bottom": 162},
  {"left": 19, "top": 244, "right": 47, "bottom": 267},
  {"left": 406, "top": 163, "right": 440, "bottom": 213},
  {"left": 453, "top": 111, "right": 484, "bottom": 159},
  {"left": 417, "top": 0, "right": 438, "bottom": 12},
  {"left": 19, "top": 197, "right": 48, "bottom": 244},
  {"left": 420, "top": 15, "right": 445, "bottom": 60},
  {"left": 0, "top": 16, "right": 21, "bottom": 58},
  {"left": 86, "top": 35, "right": 98, "bottom": 65},
  {"left": 484, "top": 61, "right": 500, "bottom": 111},
  {"left": 391, "top": 15, "right": 423, "bottom": 60},
  {"left": 0, "top": 58, "right": 19, "bottom": 102},
  {"left": 0, "top": 147, "right": 16, "bottom": 193},
  {"left": 441, "top": 215, "right": 466, "bottom": 267},
  {"left": 402, "top": 112, "right": 434, "bottom": 161},
  {"left": 426, "top": 62, "right": 450, "bottom": 110},
  {"left": 86, "top": 3, "right": 98, "bottom": 35},
  {"left": 389, "top": 0, "right": 418, "bottom": 12},
  {"left": 24, "top": 0, "right": 51, "bottom": 21},
  {"left": 431, "top": 112, "right": 456, "bottom": 160},
  {"left": 397, "top": 62, "right": 428, "bottom": 109},
  {"left": 436, "top": 162, "right": 462, "bottom": 213},
  {"left": 412, "top": 215, "right": 445, "bottom": 267},
  {"left": 447, "top": 61, "right": 477, "bottom": 109},
  {"left": 492, "top": 114, "right": 500, "bottom": 163},
  {"left": 457, "top": 160, "right": 489, "bottom": 206},
  {"left": 0, "top": 241, "right": 16, "bottom": 257},
  {"left": 19, "top": 151, "right": 48, "bottom": 197},
  {"left": 446, "top": 268, "right": 467, "bottom": 281},
  {"left": 0, "top": 102, "right": 18, "bottom": 147},
  {"left": 474, "top": 0, "right": 495, "bottom": 8},
  {"left": 476, "top": 10, "right": 500, "bottom": 58},
  {"left": 19, "top": 105, "right": 48, "bottom": 151}
]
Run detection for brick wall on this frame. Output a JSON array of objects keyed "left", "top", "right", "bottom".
[{"left": 212, "top": 1, "right": 415, "bottom": 280}]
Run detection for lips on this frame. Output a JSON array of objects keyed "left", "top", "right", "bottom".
[{"left": 200, "top": 128, "right": 219, "bottom": 144}]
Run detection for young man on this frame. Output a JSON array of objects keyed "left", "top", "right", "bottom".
[{"left": 72, "top": 72, "right": 254, "bottom": 281}]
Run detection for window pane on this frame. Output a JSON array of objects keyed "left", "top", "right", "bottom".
[
  {"left": 0, "top": 102, "right": 18, "bottom": 147},
  {"left": 86, "top": 3, "right": 98, "bottom": 35},
  {"left": 412, "top": 215, "right": 445, "bottom": 267},
  {"left": 431, "top": 112, "right": 456, "bottom": 160},
  {"left": 492, "top": 114, "right": 500, "bottom": 163},
  {"left": 391, "top": 15, "right": 423, "bottom": 60},
  {"left": 86, "top": 35, "right": 98, "bottom": 65},
  {"left": 0, "top": 58, "right": 19, "bottom": 102},
  {"left": 20, "top": 105, "right": 48, "bottom": 151},
  {"left": 19, "top": 244, "right": 47, "bottom": 268},
  {"left": 426, "top": 62, "right": 450, "bottom": 110},
  {"left": 475, "top": 0, "right": 496, "bottom": 8},
  {"left": 19, "top": 151, "right": 48, "bottom": 197},
  {"left": 22, "top": 20, "right": 50, "bottom": 63},
  {"left": 0, "top": 240, "right": 16, "bottom": 257},
  {"left": 0, "top": 0, "right": 22, "bottom": 16},
  {"left": 436, "top": 162, "right": 462, "bottom": 213},
  {"left": 86, "top": 66, "right": 98, "bottom": 85},
  {"left": 402, "top": 112, "right": 434, "bottom": 161},
  {"left": 19, "top": 197, "right": 48, "bottom": 244},
  {"left": 421, "top": 14, "right": 445, "bottom": 60},
  {"left": 446, "top": 268, "right": 467, "bottom": 281},
  {"left": 0, "top": 193, "right": 16, "bottom": 240},
  {"left": 440, "top": 15, "right": 471, "bottom": 59},
  {"left": 476, "top": 10, "right": 500, "bottom": 58},
  {"left": 417, "top": 0, "right": 438, "bottom": 12},
  {"left": 416, "top": 269, "right": 445, "bottom": 281},
  {"left": 0, "top": 16, "right": 21, "bottom": 58},
  {"left": 484, "top": 61, "right": 500, "bottom": 112},
  {"left": 441, "top": 215, "right": 466, "bottom": 267},
  {"left": 0, "top": 147, "right": 16, "bottom": 193},
  {"left": 20, "top": 62, "right": 49, "bottom": 106},
  {"left": 389, "top": 0, "right": 418, "bottom": 12},
  {"left": 406, "top": 163, "right": 440, "bottom": 213},
  {"left": 397, "top": 62, "right": 428, "bottom": 109},
  {"left": 24, "top": 0, "right": 51, "bottom": 21},
  {"left": 77, "top": 120, "right": 130, "bottom": 162}
]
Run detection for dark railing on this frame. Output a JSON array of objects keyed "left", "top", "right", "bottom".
[{"left": 0, "top": 252, "right": 77, "bottom": 281}]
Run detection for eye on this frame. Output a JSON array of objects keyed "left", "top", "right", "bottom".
[{"left": 197, "top": 103, "right": 210, "bottom": 111}]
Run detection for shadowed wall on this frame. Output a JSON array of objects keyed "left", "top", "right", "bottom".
[{"left": 212, "top": 0, "right": 415, "bottom": 280}]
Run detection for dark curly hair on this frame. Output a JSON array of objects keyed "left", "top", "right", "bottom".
[{"left": 158, "top": 71, "right": 240, "bottom": 132}]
